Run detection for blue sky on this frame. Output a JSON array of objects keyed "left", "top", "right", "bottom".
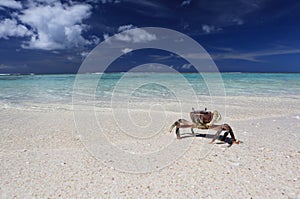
[{"left": 0, "top": 0, "right": 300, "bottom": 73}]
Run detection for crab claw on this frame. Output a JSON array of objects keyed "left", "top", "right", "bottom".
[{"left": 169, "top": 124, "right": 176, "bottom": 133}]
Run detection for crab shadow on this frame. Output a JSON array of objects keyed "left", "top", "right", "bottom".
[{"left": 179, "top": 133, "right": 234, "bottom": 145}]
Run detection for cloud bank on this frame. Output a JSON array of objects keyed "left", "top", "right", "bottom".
[
  {"left": 181, "top": 0, "right": 192, "bottom": 7},
  {"left": 0, "top": 1, "right": 99, "bottom": 50},
  {"left": 0, "top": 19, "right": 32, "bottom": 39},
  {"left": 115, "top": 24, "right": 157, "bottom": 43},
  {"left": 0, "top": 0, "right": 22, "bottom": 9}
]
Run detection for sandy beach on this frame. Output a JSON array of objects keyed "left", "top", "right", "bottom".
[
  {"left": 1, "top": 95, "right": 299, "bottom": 198},
  {"left": 1, "top": 0, "right": 300, "bottom": 198}
]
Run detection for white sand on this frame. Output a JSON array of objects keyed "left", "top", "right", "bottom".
[{"left": 1, "top": 96, "right": 300, "bottom": 198}]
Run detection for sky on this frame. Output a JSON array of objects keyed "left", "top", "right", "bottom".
[{"left": 0, "top": 0, "right": 300, "bottom": 74}]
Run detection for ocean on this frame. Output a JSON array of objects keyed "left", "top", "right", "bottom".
[{"left": 0, "top": 73, "right": 299, "bottom": 110}]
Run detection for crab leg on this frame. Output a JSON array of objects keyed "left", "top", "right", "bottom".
[
  {"left": 169, "top": 119, "right": 196, "bottom": 139},
  {"left": 209, "top": 124, "right": 239, "bottom": 144}
]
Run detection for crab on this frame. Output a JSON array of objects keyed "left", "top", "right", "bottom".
[{"left": 169, "top": 108, "right": 240, "bottom": 144}]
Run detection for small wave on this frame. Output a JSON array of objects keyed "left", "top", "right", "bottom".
[{"left": 0, "top": 73, "right": 16, "bottom": 76}]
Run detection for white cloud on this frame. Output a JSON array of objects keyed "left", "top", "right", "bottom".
[
  {"left": 182, "top": 63, "right": 192, "bottom": 69},
  {"left": 0, "top": 63, "right": 27, "bottom": 69},
  {"left": 150, "top": 53, "right": 177, "bottom": 61},
  {"left": 91, "top": 35, "right": 100, "bottom": 45},
  {"left": 18, "top": 2, "right": 97, "bottom": 50},
  {"left": 100, "top": 0, "right": 121, "bottom": 4},
  {"left": 0, "top": 0, "right": 22, "bottom": 9},
  {"left": 181, "top": 52, "right": 212, "bottom": 60},
  {"left": 0, "top": 64, "right": 11, "bottom": 69},
  {"left": 213, "top": 48, "right": 300, "bottom": 62},
  {"left": 233, "top": 18, "right": 244, "bottom": 25},
  {"left": 103, "top": 33, "right": 109, "bottom": 40},
  {"left": 121, "top": 47, "right": 133, "bottom": 54},
  {"left": 181, "top": 0, "right": 192, "bottom": 7},
  {"left": 102, "top": 33, "right": 112, "bottom": 43},
  {"left": 34, "top": 0, "right": 60, "bottom": 3},
  {"left": 0, "top": 18, "right": 32, "bottom": 39},
  {"left": 202, "top": 24, "right": 215, "bottom": 34},
  {"left": 67, "top": 56, "right": 74, "bottom": 61},
  {"left": 84, "top": 0, "right": 121, "bottom": 4},
  {"left": 124, "top": 0, "right": 164, "bottom": 12},
  {"left": 118, "top": 24, "right": 135, "bottom": 32},
  {"left": 202, "top": 24, "right": 222, "bottom": 34},
  {"left": 0, "top": 1, "right": 100, "bottom": 50},
  {"left": 116, "top": 25, "right": 157, "bottom": 43},
  {"left": 80, "top": 51, "right": 89, "bottom": 59}
]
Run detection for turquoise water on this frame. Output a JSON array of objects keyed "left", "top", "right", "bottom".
[{"left": 0, "top": 73, "right": 299, "bottom": 106}]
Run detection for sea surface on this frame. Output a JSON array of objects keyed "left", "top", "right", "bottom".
[{"left": 0, "top": 73, "right": 299, "bottom": 109}]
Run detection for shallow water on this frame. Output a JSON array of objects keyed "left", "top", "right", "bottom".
[{"left": 0, "top": 73, "right": 299, "bottom": 109}]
